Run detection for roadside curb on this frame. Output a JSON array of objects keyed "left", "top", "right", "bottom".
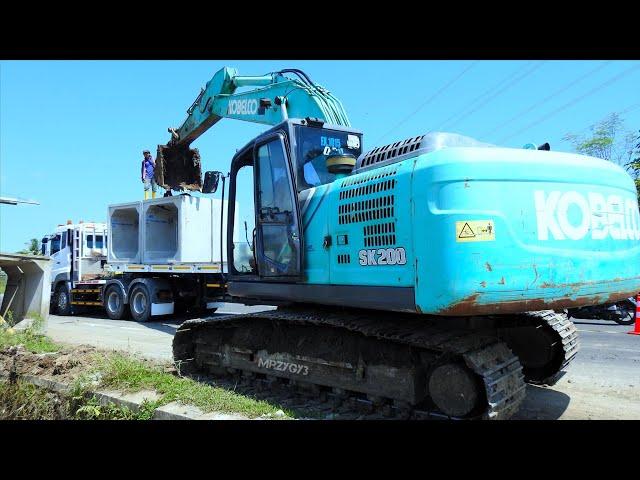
[{"left": 0, "top": 371, "right": 254, "bottom": 420}]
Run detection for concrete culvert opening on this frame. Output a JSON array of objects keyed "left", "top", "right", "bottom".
[
  {"left": 144, "top": 204, "right": 178, "bottom": 263},
  {"left": 110, "top": 207, "right": 139, "bottom": 261}
]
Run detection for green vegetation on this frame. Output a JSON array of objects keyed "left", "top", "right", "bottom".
[
  {"left": 94, "top": 352, "right": 292, "bottom": 418},
  {"left": 0, "top": 379, "right": 159, "bottom": 420},
  {"left": 0, "top": 312, "right": 59, "bottom": 353},
  {"left": 563, "top": 113, "right": 640, "bottom": 200},
  {"left": 0, "top": 270, "right": 6, "bottom": 294},
  {"left": 16, "top": 238, "right": 40, "bottom": 256},
  {"left": 625, "top": 130, "right": 640, "bottom": 199},
  {"left": 74, "top": 396, "right": 159, "bottom": 420},
  {"left": 0, "top": 379, "right": 68, "bottom": 419},
  {"left": 0, "top": 321, "right": 292, "bottom": 419}
]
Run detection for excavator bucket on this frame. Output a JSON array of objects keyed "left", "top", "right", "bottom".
[{"left": 155, "top": 144, "right": 202, "bottom": 192}]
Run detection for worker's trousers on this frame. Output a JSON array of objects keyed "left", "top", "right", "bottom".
[{"left": 143, "top": 176, "right": 158, "bottom": 200}]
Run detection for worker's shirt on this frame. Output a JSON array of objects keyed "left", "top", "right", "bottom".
[{"left": 143, "top": 158, "right": 155, "bottom": 179}]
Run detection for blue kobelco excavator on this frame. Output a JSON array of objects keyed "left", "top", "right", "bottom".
[{"left": 161, "top": 67, "right": 640, "bottom": 419}]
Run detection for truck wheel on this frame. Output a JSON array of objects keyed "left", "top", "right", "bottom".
[
  {"left": 55, "top": 284, "right": 72, "bottom": 316},
  {"left": 104, "top": 285, "right": 129, "bottom": 320},
  {"left": 129, "top": 284, "right": 152, "bottom": 322}
]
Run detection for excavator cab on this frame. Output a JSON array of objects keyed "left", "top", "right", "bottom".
[{"left": 224, "top": 119, "right": 363, "bottom": 289}]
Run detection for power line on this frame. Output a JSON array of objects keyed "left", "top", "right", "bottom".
[
  {"left": 444, "top": 61, "right": 547, "bottom": 133},
  {"left": 431, "top": 61, "right": 534, "bottom": 132},
  {"left": 497, "top": 63, "right": 640, "bottom": 144},
  {"left": 373, "top": 61, "right": 478, "bottom": 145},
  {"left": 481, "top": 61, "right": 612, "bottom": 139}
]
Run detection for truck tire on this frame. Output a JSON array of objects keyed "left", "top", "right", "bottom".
[
  {"left": 55, "top": 284, "right": 72, "bottom": 316},
  {"left": 129, "top": 284, "right": 152, "bottom": 322},
  {"left": 104, "top": 285, "right": 129, "bottom": 320}
]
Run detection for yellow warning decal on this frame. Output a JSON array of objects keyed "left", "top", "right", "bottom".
[{"left": 456, "top": 220, "right": 495, "bottom": 243}]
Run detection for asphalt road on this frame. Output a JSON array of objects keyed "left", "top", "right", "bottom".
[
  {"left": 513, "top": 318, "right": 640, "bottom": 419},
  {"left": 43, "top": 308, "right": 640, "bottom": 420},
  {"left": 45, "top": 303, "right": 275, "bottom": 361}
]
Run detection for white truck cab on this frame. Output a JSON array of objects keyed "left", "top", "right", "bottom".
[{"left": 41, "top": 221, "right": 108, "bottom": 314}]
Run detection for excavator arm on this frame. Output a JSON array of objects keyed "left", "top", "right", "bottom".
[{"left": 156, "top": 67, "right": 350, "bottom": 191}]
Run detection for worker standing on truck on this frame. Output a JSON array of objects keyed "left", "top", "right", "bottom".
[{"left": 141, "top": 149, "right": 157, "bottom": 200}]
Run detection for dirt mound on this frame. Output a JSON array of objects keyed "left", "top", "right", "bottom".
[{"left": 0, "top": 344, "right": 98, "bottom": 385}]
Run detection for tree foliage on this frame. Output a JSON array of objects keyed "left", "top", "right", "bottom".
[
  {"left": 563, "top": 112, "right": 639, "bottom": 200},
  {"left": 16, "top": 238, "right": 40, "bottom": 256},
  {"left": 628, "top": 129, "right": 640, "bottom": 198}
]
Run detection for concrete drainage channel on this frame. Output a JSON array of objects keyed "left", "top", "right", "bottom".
[{"left": 0, "top": 371, "right": 277, "bottom": 420}]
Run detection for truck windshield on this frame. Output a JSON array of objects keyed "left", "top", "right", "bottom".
[
  {"left": 51, "top": 235, "right": 61, "bottom": 254},
  {"left": 295, "top": 125, "right": 362, "bottom": 191}
]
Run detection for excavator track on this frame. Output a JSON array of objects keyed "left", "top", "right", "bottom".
[
  {"left": 497, "top": 310, "right": 580, "bottom": 386},
  {"left": 174, "top": 306, "right": 530, "bottom": 420}
]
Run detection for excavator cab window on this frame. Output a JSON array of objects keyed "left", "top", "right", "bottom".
[
  {"left": 295, "top": 125, "right": 362, "bottom": 191},
  {"left": 255, "top": 138, "right": 301, "bottom": 277},
  {"left": 227, "top": 132, "right": 302, "bottom": 280},
  {"left": 233, "top": 163, "right": 257, "bottom": 274}
]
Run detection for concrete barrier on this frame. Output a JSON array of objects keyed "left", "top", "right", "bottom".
[{"left": 0, "top": 253, "right": 51, "bottom": 328}]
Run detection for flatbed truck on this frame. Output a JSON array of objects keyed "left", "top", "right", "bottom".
[{"left": 42, "top": 194, "right": 240, "bottom": 321}]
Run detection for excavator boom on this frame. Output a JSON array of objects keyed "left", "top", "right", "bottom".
[{"left": 156, "top": 67, "right": 350, "bottom": 191}]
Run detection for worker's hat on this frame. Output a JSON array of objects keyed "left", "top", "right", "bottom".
[{"left": 143, "top": 149, "right": 151, "bottom": 154}]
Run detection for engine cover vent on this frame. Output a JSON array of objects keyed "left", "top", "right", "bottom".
[
  {"left": 338, "top": 195, "right": 395, "bottom": 225},
  {"left": 338, "top": 164, "right": 398, "bottom": 226},
  {"left": 357, "top": 135, "right": 425, "bottom": 171},
  {"left": 354, "top": 132, "right": 496, "bottom": 172},
  {"left": 364, "top": 222, "right": 396, "bottom": 247},
  {"left": 337, "top": 254, "right": 351, "bottom": 264},
  {"left": 340, "top": 165, "right": 398, "bottom": 189}
]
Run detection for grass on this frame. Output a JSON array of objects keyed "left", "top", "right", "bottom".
[
  {"left": 74, "top": 396, "right": 159, "bottom": 420},
  {"left": 0, "top": 311, "right": 60, "bottom": 353},
  {"left": 0, "top": 328, "right": 60, "bottom": 353},
  {"left": 93, "top": 352, "right": 292, "bottom": 418},
  {"left": 0, "top": 379, "right": 67, "bottom": 419},
  {"left": 1, "top": 316, "right": 292, "bottom": 419},
  {"left": 0, "top": 379, "right": 158, "bottom": 420}
]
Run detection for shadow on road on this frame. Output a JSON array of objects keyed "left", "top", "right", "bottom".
[
  {"left": 68, "top": 307, "right": 191, "bottom": 334},
  {"left": 512, "top": 384, "right": 571, "bottom": 420},
  {"left": 571, "top": 320, "right": 628, "bottom": 327}
]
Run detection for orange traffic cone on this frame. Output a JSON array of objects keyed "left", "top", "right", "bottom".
[{"left": 628, "top": 293, "right": 640, "bottom": 335}]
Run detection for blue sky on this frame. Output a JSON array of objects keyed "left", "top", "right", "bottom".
[{"left": 1, "top": 60, "right": 639, "bottom": 252}]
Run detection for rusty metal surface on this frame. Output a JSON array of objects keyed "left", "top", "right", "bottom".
[{"left": 436, "top": 290, "right": 638, "bottom": 316}]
